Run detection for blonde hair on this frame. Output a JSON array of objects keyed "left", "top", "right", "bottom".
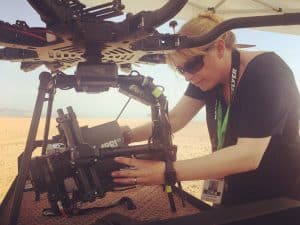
[{"left": 168, "top": 12, "right": 236, "bottom": 67}]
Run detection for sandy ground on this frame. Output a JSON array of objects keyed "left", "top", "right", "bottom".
[{"left": 0, "top": 117, "right": 211, "bottom": 203}]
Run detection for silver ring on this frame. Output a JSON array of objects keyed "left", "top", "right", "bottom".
[{"left": 133, "top": 177, "right": 137, "bottom": 185}]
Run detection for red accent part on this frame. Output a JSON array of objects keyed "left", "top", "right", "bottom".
[{"left": 2, "top": 23, "right": 48, "bottom": 42}]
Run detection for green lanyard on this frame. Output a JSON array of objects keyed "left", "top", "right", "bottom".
[
  {"left": 217, "top": 102, "right": 230, "bottom": 150},
  {"left": 216, "top": 49, "right": 240, "bottom": 150}
]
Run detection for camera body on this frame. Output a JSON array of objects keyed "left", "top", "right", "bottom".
[{"left": 29, "top": 117, "right": 131, "bottom": 215}]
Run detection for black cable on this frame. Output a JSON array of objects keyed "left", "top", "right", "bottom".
[
  {"left": 115, "top": 97, "right": 132, "bottom": 121},
  {"left": 115, "top": 70, "right": 141, "bottom": 121}
]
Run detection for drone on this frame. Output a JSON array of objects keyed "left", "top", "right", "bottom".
[
  {"left": 0, "top": 0, "right": 183, "bottom": 72},
  {"left": 1, "top": 0, "right": 299, "bottom": 73},
  {"left": 1, "top": 1, "right": 300, "bottom": 225}
]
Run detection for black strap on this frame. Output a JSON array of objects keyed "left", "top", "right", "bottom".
[
  {"left": 212, "top": 49, "right": 241, "bottom": 151},
  {"left": 229, "top": 49, "right": 240, "bottom": 103},
  {"left": 76, "top": 196, "right": 136, "bottom": 216},
  {"left": 164, "top": 160, "right": 177, "bottom": 185},
  {"left": 42, "top": 196, "right": 136, "bottom": 217},
  {"left": 164, "top": 160, "right": 177, "bottom": 212}
]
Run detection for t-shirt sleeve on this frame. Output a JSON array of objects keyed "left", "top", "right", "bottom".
[
  {"left": 184, "top": 83, "right": 205, "bottom": 100},
  {"left": 235, "top": 53, "right": 296, "bottom": 138}
]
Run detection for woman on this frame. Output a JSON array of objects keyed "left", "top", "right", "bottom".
[{"left": 111, "top": 12, "right": 300, "bottom": 205}]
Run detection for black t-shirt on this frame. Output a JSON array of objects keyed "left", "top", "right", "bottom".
[{"left": 185, "top": 52, "right": 300, "bottom": 205}]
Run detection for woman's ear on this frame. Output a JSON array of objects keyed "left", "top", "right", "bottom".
[{"left": 215, "top": 39, "right": 226, "bottom": 58}]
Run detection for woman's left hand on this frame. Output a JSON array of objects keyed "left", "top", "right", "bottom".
[{"left": 111, "top": 157, "right": 166, "bottom": 186}]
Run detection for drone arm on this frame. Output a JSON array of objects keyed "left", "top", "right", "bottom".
[
  {"left": 0, "top": 20, "right": 44, "bottom": 47},
  {"left": 27, "top": 0, "right": 86, "bottom": 26},
  {"left": 76, "top": 0, "right": 188, "bottom": 43},
  {"left": 131, "top": 12, "right": 300, "bottom": 51},
  {"left": 140, "top": 0, "right": 188, "bottom": 29},
  {"left": 186, "top": 12, "right": 300, "bottom": 48},
  {"left": 0, "top": 20, "right": 60, "bottom": 48},
  {"left": 0, "top": 47, "right": 38, "bottom": 61}
]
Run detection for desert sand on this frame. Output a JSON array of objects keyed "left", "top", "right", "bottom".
[{"left": 0, "top": 117, "right": 211, "bottom": 203}]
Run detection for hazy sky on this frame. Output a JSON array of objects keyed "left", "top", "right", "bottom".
[{"left": 1, "top": 1, "right": 300, "bottom": 121}]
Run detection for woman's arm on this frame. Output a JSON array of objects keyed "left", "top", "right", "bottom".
[
  {"left": 127, "top": 95, "right": 205, "bottom": 143},
  {"left": 111, "top": 137, "right": 270, "bottom": 185},
  {"left": 174, "top": 137, "right": 270, "bottom": 181}
]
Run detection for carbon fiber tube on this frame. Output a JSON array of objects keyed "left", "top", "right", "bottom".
[
  {"left": 185, "top": 12, "right": 300, "bottom": 48},
  {"left": 144, "top": 0, "right": 188, "bottom": 28},
  {"left": 131, "top": 12, "right": 300, "bottom": 51}
]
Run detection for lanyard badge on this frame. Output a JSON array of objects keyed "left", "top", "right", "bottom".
[{"left": 201, "top": 49, "right": 240, "bottom": 204}]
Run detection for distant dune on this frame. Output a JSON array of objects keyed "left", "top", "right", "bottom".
[
  {"left": 0, "top": 108, "right": 33, "bottom": 117},
  {"left": 0, "top": 117, "right": 210, "bottom": 203}
]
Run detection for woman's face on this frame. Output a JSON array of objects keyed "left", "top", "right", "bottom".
[{"left": 173, "top": 44, "right": 227, "bottom": 91}]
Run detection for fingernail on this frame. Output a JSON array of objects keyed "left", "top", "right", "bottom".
[{"left": 114, "top": 157, "right": 121, "bottom": 162}]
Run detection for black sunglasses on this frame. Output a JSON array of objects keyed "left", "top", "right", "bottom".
[{"left": 176, "top": 55, "right": 205, "bottom": 74}]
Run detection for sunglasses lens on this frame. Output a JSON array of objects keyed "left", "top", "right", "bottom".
[
  {"left": 177, "top": 55, "right": 204, "bottom": 74},
  {"left": 185, "top": 56, "right": 204, "bottom": 73}
]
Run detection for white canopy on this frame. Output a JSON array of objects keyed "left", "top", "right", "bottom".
[{"left": 83, "top": 0, "right": 300, "bottom": 35}]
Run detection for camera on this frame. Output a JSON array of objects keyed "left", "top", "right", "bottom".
[{"left": 28, "top": 105, "right": 177, "bottom": 216}]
